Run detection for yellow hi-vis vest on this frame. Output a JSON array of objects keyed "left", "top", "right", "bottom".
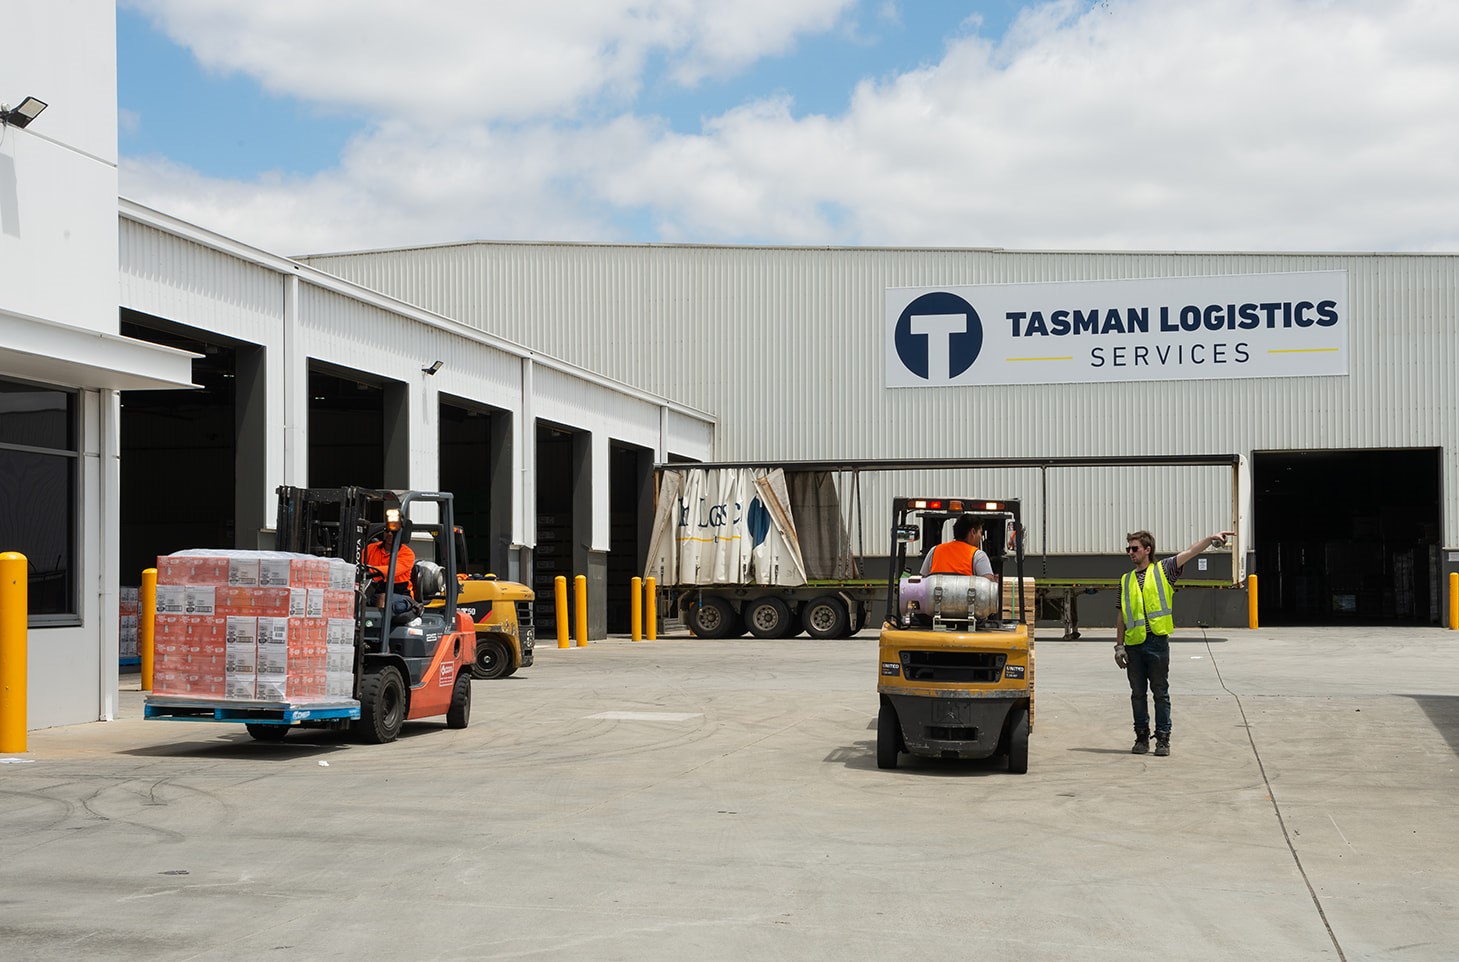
[{"left": 1121, "top": 561, "right": 1174, "bottom": 645}]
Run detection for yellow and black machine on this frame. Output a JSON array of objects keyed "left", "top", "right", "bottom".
[{"left": 876, "top": 496, "right": 1033, "bottom": 774}]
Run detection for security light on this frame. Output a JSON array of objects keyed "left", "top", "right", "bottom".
[
  {"left": 422, "top": 360, "right": 443, "bottom": 375},
  {"left": 0, "top": 97, "right": 48, "bottom": 128}
]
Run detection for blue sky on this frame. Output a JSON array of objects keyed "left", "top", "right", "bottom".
[
  {"left": 115, "top": 1, "right": 1459, "bottom": 256},
  {"left": 120, "top": 3, "right": 1021, "bottom": 183}
]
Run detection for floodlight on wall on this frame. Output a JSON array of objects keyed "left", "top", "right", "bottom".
[
  {"left": 421, "top": 360, "right": 443, "bottom": 376},
  {"left": 0, "top": 96, "right": 48, "bottom": 128}
]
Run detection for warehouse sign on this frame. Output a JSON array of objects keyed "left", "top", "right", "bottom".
[{"left": 885, "top": 270, "right": 1348, "bottom": 387}]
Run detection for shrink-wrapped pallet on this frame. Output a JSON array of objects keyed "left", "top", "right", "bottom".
[{"left": 152, "top": 550, "right": 356, "bottom": 703}]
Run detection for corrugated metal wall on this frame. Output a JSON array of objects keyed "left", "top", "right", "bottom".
[{"left": 300, "top": 244, "right": 1458, "bottom": 550}]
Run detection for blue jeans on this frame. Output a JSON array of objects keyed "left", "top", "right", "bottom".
[{"left": 1126, "top": 634, "right": 1171, "bottom": 734}]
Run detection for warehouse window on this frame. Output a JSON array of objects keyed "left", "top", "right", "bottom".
[{"left": 0, "top": 378, "right": 78, "bottom": 620}]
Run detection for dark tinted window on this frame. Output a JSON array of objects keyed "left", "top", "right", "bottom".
[
  {"left": 0, "top": 381, "right": 74, "bottom": 449},
  {"left": 0, "top": 378, "right": 77, "bottom": 617}
]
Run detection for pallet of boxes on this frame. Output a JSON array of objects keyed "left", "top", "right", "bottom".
[{"left": 143, "top": 549, "right": 364, "bottom": 736}]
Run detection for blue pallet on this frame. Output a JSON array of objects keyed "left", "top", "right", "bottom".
[{"left": 144, "top": 698, "right": 360, "bottom": 725}]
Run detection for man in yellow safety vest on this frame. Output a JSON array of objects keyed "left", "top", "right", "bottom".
[{"left": 1115, "top": 528, "right": 1233, "bottom": 756}]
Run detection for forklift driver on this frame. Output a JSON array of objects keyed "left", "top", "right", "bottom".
[
  {"left": 921, "top": 514, "right": 998, "bottom": 582},
  {"left": 365, "top": 518, "right": 416, "bottom": 607}
]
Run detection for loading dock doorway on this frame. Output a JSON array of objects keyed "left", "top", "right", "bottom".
[
  {"left": 440, "top": 397, "right": 512, "bottom": 577},
  {"left": 119, "top": 312, "right": 246, "bottom": 581},
  {"left": 1253, "top": 449, "right": 1441, "bottom": 625}
]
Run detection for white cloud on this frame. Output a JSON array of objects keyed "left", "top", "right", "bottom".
[
  {"left": 121, "top": 0, "right": 1459, "bottom": 254},
  {"left": 122, "top": 0, "right": 855, "bottom": 122}
]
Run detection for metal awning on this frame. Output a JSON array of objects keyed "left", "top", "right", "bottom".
[{"left": 1, "top": 311, "right": 198, "bottom": 391}]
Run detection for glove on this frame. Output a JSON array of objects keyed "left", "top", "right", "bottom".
[{"left": 1114, "top": 644, "right": 1128, "bottom": 669}]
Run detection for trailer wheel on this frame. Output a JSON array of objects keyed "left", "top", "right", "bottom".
[
  {"left": 689, "top": 595, "right": 741, "bottom": 639},
  {"left": 1007, "top": 706, "right": 1030, "bottom": 774},
  {"left": 473, "top": 635, "right": 513, "bottom": 679},
  {"left": 446, "top": 672, "right": 472, "bottom": 729},
  {"left": 356, "top": 665, "right": 406, "bottom": 744},
  {"left": 802, "top": 595, "right": 848, "bottom": 639},
  {"left": 876, "top": 703, "right": 900, "bottom": 770},
  {"left": 245, "top": 723, "right": 288, "bottom": 742},
  {"left": 745, "top": 597, "right": 793, "bottom": 638}
]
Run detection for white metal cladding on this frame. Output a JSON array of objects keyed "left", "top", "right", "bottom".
[
  {"left": 532, "top": 362, "right": 661, "bottom": 452},
  {"left": 301, "top": 244, "right": 1459, "bottom": 546},
  {"left": 117, "top": 204, "right": 716, "bottom": 541},
  {"left": 666, "top": 409, "right": 714, "bottom": 459},
  {"left": 120, "top": 218, "right": 283, "bottom": 334}
]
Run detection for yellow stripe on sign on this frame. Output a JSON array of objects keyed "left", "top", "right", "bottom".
[
  {"left": 1005, "top": 356, "right": 1075, "bottom": 362},
  {"left": 677, "top": 536, "right": 742, "bottom": 544},
  {"left": 1268, "top": 347, "right": 1340, "bottom": 354}
]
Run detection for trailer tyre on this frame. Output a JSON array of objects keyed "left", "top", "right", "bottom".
[
  {"left": 245, "top": 723, "right": 288, "bottom": 742},
  {"left": 689, "top": 595, "right": 741, "bottom": 639},
  {"left": 473, "top": 634, "right": 514, "bottom": 679},
  {"left": 446, "top": 672, "right": 472, "bottom": 729},
  {"left": 802, "top": 595, "right": 849, "bottom": 639},
  {"left": 357, "top": 665, "right": 406, "bottom": 744},
  {"left": 745, "top": 597, "right": 793, "bottom": 638},
  {"left": 877, "top": 703, "right": 900, "bottom": 770},
  {"left": 1007, "top": 706, "right": 1030, "bottom": 775}
]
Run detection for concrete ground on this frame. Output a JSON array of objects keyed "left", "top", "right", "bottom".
[{"left": 2, "top": 625, "right": 1457, "bottom": 962}]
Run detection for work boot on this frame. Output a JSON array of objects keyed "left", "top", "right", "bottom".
[
  {"left": 1154, "top": 731, "right": 1171, "bottom": 757},
  {"left": 1131, "top": 728, "right": 1150, "bottom": 755}
]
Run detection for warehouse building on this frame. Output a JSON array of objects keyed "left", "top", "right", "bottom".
[
  {"left": 5, "top": 1, "right": 1456, "bottom": 733},
  {"left": 299, "top": 242, "right": 1457, "bottom": 630}
]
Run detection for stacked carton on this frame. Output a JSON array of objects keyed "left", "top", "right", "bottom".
[
  {"left": 153, "top": 550, "right": 358, "bottom": 703},
  {"left": 1002, "top": 577, "right": 1037, "bottom": 632},
  {"left": 119, "top": 587, "right": 139, "bottom": 660}
]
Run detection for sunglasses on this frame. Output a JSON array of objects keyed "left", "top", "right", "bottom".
[{"left": 1126, "top": 545, "right": 1143, "bottom": 553}]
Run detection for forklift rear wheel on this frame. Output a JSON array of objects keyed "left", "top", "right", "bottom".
[
  {"left": 473, "top": 635, "right": 513, "bottom": 679},
  {"left": 446, "top": 672, "right": 472, "bottom": 729},
  {"left": 745, "top": 597, "right": 794, "bottom": 638},
  {"left": 245, "top": 723, "right": 288, "bottom": 742},
  {"left": 1007, "top": 706, "right": 1030, "bottom": 774},
  {"left": 357, "top": 666, "right": 406, "bottom": 743},
  {"left": 802, "top": 595, "right": 849, "bottom": 639},
  {"left": 876, "top": 703, "right": 900, "bottom": 770},
  {"left": 689, "top": 595, "right": 742, "bottom": 639}
]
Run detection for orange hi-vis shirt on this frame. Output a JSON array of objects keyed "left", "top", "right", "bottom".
[
  {"left": 365, "top": 541, "right": 416, "bottom": 595},
  {"left": 927, "top": 540, "right": 975, "bottom": 575}
]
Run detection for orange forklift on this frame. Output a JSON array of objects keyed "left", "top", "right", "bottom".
[{"left": 274, "top": 486, "right": 477, "bottom": 742}]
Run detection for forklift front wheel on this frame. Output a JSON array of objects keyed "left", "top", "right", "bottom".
[
  {"left": 446, "top": 672, "right": 472, "bottom": 729},
  {"left": 357, "top": 666, "right": 406, "bottom": 744},
  {"left": 1007, "top": 706, "right": 1030, "bottom": 775},
  {"left": 876, "top": 702, "right": 901, "bottom": 770}
]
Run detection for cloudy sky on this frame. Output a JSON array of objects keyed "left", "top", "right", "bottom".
[{"left": 117, "top": 0, "right": 1459, "bottom": 257}]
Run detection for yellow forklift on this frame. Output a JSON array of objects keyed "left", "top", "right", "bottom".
[
  {"left": 451, "top": 525, "right": 536, "bottom": 679},
  {"left": 876, "top": 497, "right": 1033, "bottom": 774}
]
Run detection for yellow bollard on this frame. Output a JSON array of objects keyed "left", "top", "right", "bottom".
[
  {"left": 554, "top": 576, "right": 570, "bottom": 648},
  {"left": 574, "top": 574, "right": 588, "bottom": 647},
  {"left": 1450, "top": 572, "right": 1458, "bottom": 630},
  {"left": 1247, "top": 574, "right": 1259, "bottom": 631},
  {"left": 645, "top": 576, "right": 657, "bottom": 641},
  {"left": 0, "top": 552, "right": 28, "bottom": 753},
  {"left": 141, "top": 567, "right": 158, "bottom": 691},
  {"left": 630, "top": 577, "right": 643, "bottom": 642}
]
